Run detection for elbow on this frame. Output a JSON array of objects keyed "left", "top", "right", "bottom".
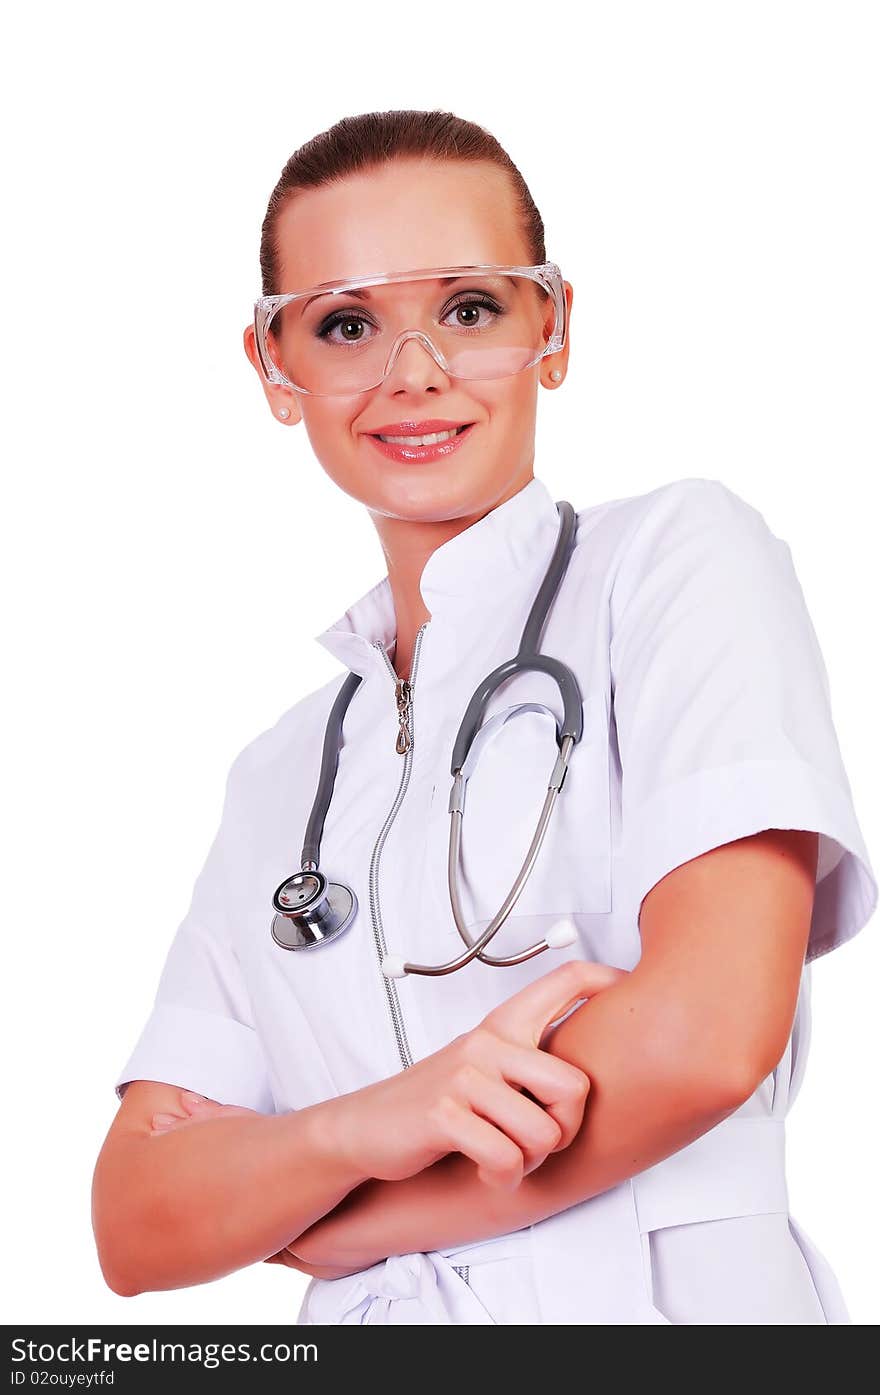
[
  {"left": 632, "top": 965, "right": 792, "bottom": 1112},
  {"left": 109, "top": 1281, "right": 141, "bottom": 1299},
  {"left": 724, "top": 1035, "right": 786, "bottom": 1108},
  {"left": 708, "top": 1056, "right": 771, "bottom": 1113},
  {"left": 635, "top": 1002, "right": 777, "bottom": 1118},
  {"left": 92, "top": 1211, "right": 145, "bottom": 1298},
  {"left": 678, "top": 1032, "right": 781, "bottom": 1114},
  {"left": 92, "top": 1203, "right": 145, "bottom": 1298},
  {"left": 91, "top": 1150, "right": 170, "bottom": 1298},
  {"left": 93, "top": 1190, "right": 176, "bottom": 1297},
  {"left": 100, "top": 1261, "right": 143, "bottom": 1299}
]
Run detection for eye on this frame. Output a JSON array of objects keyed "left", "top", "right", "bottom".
[
  {"left": 441, "top": 293, "right": 505, "bottom": 332},
  {"left": 314, "top": 310, "right": 377, "bottom": 345},
  {"left": 313, "top": 291, "right": 507, "bottom": 344}
]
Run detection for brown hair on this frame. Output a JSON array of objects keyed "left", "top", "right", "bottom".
[{"left": 259, "top": 109, "right": 546, "bottom": 296}]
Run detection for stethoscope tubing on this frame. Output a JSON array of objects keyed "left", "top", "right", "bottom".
[{"left": 271, "top": 499, "right": 584, "bottom": 976}]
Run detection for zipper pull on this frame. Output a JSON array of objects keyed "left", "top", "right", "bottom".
[{"left": 395, "top": 678, "right": 412, "bottom": 755}]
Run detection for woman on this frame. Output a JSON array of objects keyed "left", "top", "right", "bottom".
[{"left": 92, "top": 109, "right": 877, "bottom": 1324}]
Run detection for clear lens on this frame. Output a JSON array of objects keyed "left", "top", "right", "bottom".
[{"left": 262, "top": 272, "right": 556, "bottom": 394}]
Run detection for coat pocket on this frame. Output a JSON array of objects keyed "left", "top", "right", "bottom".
[
  {"left": 630, "top": 1115, "right": 831, "bottom": 1324},
  {"left": 642, "top": 1213, "right": 832, "bottom": 1324}
]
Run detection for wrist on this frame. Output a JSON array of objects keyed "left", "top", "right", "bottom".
[{"left": 297, "top": 1095, "right": 373, "bottom": 1192}]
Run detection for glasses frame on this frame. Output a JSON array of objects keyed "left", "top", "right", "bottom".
[{"left": 253, "top": 261, "right": 567, "bottom": 397}]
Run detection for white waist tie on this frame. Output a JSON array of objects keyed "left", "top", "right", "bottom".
[{"left": 297, "top": 1249, "right": 498, "bottom": 1325}]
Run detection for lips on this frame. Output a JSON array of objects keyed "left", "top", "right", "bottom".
[
  {"left": 366, "top": 419, "right": 474, "bottom": 436},
  {"left": 374, "top": 426, "right": 468, "bottom": 445},
  {"left": 366, "top": 421, "right": 476, "bottom": 463}
]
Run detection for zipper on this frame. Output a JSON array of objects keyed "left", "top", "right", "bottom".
[{"left": 367, "top": 621, "right": 430, "bottom": 1071}]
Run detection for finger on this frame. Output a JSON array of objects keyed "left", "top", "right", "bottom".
[
  {"left": 485, "top": 959, "right": 629, "bottom": 1047},
  {"left": 179, "top": 1093, "right": 261, "bottom": 1120},
  {"left": 150, "top": 1112, "right": 185, "bottom": 1134},
  {"left": 178, "top": 1095, "right": 257, "bottom": 1123},
  {"left": 433, "top": 1098, "right": 525, "bottom": 1191},
  {"left": 460, "top": 1072, "right": 564, "bottom": 1174},
  {"left": 180, "top": 1091, "right": 216, "bottom": 1112},
  {"left": 206, "top": 1102, "right": 263, "bottom": 1118},
  {"left": 489, "top": 1038, "right": 592, "bottom": 1148}
]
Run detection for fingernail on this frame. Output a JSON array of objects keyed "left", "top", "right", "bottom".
[
  {"left": 152, "top": 1113, "right": 177, "bottom": 1127},
  {"left": 182, "top": 1092, "right": 207, "bottom": 1106}
]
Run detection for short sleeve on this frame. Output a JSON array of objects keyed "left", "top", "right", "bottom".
[
  {"left": 610, "top": 477, "right": 877, "bottom": 964},
  {"left": 112, "top": 750, "right": 274, "bottom": 1110}
]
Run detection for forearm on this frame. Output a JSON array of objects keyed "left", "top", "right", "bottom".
[
  {"left": 93, "top": 1099, "right": 369, "bottom": 1295},
  {"left": 293, "top": 968, "right": 756, "bottom": 1269}
]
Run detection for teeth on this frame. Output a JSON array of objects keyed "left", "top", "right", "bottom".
[{"left": 377, "top": 428, "right": 462, "bottom": 446}]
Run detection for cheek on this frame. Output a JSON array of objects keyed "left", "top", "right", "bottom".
[
  {"left": 489, "top": 371, "right": 538, "bottom": 419},
  {"left": 477, "top": 377, "right": 528, "bottom": 412},
  {"left": 483, "top": 380, "right": 539, "bottom": 458},
  {"left": 300, "top": 405, "right": 366, "bottom": 488}
]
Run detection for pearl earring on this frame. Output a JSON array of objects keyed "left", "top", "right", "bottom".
[
  {"left": 278, "top": 407, "right": 290, "bottom": 419},
  {"left": 550, "top": 369, "right": 562, "bottom": 382}
]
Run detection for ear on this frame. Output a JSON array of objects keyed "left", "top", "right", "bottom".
[
  {"left": 242, "top": 322, "right": 303, "bottom": 426},
  {"left": 542, "top": 279, "right": 573, "bottom": 388}
]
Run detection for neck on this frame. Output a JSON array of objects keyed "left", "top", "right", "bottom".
[{"left": 368, "top": 473, "right": 535, "bottom": 681}]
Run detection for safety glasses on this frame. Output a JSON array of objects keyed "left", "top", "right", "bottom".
[{"left": 253, "top": 262, "right": 567, "bottom": 397}]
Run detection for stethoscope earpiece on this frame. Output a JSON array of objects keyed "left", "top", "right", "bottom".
[
  {"left": 380, "top": 953, "right": 408, "bottom": 979},
  {"left": 544, "top": 917, "right": 578, "bottom": 950}
]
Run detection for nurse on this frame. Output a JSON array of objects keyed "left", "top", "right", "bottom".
[{"left": 93, "top": 108, "right": 878, "bottom": 1324}]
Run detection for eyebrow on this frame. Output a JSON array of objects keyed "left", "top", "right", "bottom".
[
  {"left": 302, "top": 286, "right": 371, "bottom": 313},
  {"left": 300, "top": 274, "right": 518, "bottom": 315}
]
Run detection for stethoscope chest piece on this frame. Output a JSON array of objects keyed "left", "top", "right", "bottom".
[{"left": 270, "top": 870, "right": 358, "bottom": 951}]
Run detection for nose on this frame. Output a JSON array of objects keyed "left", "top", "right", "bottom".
[{"left": 381, "top": 330, "right": 450, "bottom": 393}]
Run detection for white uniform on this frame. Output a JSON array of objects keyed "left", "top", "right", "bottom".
[{"left": 114, "top": 475, "right": 877, "bottom": 1324}]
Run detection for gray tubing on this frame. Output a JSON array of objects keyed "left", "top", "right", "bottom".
[
  {"left": 518, "top": 501, "right": 577, "bottom": 657},
  {"left": 301, "top": 668, "right": 363, "bottom": 869},
  {"left": 450, "top": 502, "right": 584, "bottom": 774},
  {"left": 302, "top": 501, "right": 580, "bottom": 867}
]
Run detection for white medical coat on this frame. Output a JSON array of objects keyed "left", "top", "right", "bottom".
[{"left": 114, "top": 475, "right": 878, "bottom": 1324}]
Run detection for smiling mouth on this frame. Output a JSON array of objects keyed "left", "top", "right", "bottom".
[{"left": 370, "top": 424, "right": 473, "bottom": 446}]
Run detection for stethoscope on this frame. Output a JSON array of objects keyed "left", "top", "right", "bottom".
[{"left": 271, "top": 499, "right": 583, "bottom": 977}]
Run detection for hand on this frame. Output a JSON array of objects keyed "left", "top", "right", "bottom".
[
  {"left": 264, "top": 1247, "right": 364, "bottom": 1280},
  {"left": 326, "top": 958, "right": 628, "bottom": 1193},
  {"left": 149, "top": 1090, "right": 260, "bottom": 1135}
]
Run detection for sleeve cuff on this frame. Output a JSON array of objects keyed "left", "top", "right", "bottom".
[
  {"left": 113, "top": 1002, "right": 276, "bottom": 1112},
  {"left": 620, "top": 757, "right": 878, "bottom": 963}
]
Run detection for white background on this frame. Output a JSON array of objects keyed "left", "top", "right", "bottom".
[{"left": 3, "top": 0, "right": 877, "bottom": 1325}]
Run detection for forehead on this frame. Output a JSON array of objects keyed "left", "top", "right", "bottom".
[{"left": 273, "top": 159, "right": 530, "bottom": 293}]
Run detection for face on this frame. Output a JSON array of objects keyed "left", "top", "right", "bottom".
[{"left": 243, "top": 158, "right": 573, "bottom": 525}]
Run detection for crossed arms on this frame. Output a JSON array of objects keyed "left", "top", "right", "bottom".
[{"left": 93, "top": 829, "right": 816, "bottom": 1292}]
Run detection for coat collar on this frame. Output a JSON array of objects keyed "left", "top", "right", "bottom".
[{"left": 313, "top": 475, "right": 562, "bottom": 678}]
